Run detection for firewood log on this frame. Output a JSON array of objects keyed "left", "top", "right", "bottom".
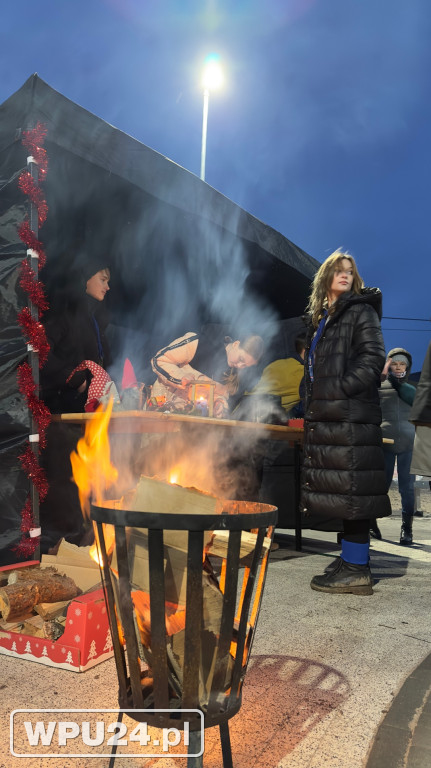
[
  {"left": 7, "top": 566, "right": 58, "bottom": 584},
  {"left": 0, "top": 583, "right": 38, "bottom": 621},
  {"left": 0, "top": 574, "right": 80, "bottom": 622}
]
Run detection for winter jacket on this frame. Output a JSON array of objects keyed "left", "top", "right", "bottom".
[
  {"left": 301, "top": 288, "right": 391, "bottom": 521},
  {"left": 410, "top": 341, "right": 431, "bottom": 425},
  {"left": 40, "top": 295, "right": 111, "bottom": 413},
  {"left": 380, "top": 347, "right": 415, "bottom": 454},
  {"left": 247, "top": 355, "right": 304, "bottom": 412},
  {"left": 410, "top": 341, "right": 431, "bottom": 476}
]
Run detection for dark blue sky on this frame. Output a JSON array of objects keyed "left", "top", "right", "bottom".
[{"left": 2, "top": 0, "right": 430, "bottom": 369}]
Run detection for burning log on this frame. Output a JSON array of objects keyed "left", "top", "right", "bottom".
[
  {"left": 0, "top": 568, "right": 81, "bottom": 622},
  {"left": 109, "top": 476, "right": 216, "bottom": 603},
  {"left": 206, "top": 529, "right": 272, "bottom": 561},
  {"left": 130, "top": 475, "right": 223, "bottom": 516}
]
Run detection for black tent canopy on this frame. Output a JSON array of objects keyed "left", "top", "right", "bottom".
[
  {"left": 0, "top": 75, "right": 318, "bottom": 336},
  {"left": 0, "top": 74, "right": 319, "bottom": 563}
]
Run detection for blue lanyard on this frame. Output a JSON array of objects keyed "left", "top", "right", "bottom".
[{"left": 308, "top": 311, "right": 327, "bottom": 382}]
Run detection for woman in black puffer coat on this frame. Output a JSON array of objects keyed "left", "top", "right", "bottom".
[{"left": 302, "top": 251, "right": 391, "bottom": 595}]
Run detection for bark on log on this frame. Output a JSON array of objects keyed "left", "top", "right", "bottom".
[
  {"left": 7, "top": 566, "right": 58, "bottom": 584},
  {"left": 0, "top": 574, "right": 80, "bottom": 622},
  {"left": 0, "top": 583, "right": 39, "bottom": 621}
]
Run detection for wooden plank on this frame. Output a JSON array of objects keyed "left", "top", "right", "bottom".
[{"left": 52, "top": 410, "right": 393, "bottom": 443}]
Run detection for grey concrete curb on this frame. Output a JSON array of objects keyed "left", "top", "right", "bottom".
[{"left": 366, "top": 652, "right": 431, "bottom": 768}]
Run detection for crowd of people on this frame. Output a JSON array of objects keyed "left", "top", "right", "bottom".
[{"left": 38, "top": 249, "right": 431, "bottom": 593}]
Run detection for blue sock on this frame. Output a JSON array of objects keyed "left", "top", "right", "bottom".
[{"left": 341, "top": 540, "right": 369, "bottom": 565}]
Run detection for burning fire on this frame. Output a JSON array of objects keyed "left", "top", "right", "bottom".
[
  {"left": 70, "top": 398, "right": 118, "bottom": 519},
  {"left": 168, "top": 466, "right": 180, "bottom": 485},
  {"left": 70, "top": 400, "right": 118, "bottom": 565}
]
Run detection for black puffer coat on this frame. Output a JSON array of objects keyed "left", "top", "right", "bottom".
[{"left": 302, "top": 288, "right": 391, "bottom": 521}]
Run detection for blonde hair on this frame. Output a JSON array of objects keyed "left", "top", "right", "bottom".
[
  {"left": 307, "top": 250, "right": 364, "bottom": 328},
  {"left": 223, "top": 334, "right": 264, "bottom": 394}
]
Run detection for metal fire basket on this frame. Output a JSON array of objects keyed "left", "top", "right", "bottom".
[{"left": 91, "top": 499, "right": 277, "bottom": 767}]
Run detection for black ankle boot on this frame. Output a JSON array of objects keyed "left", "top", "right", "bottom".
[
  {"left": 400, "top": 513, "right": 413, "bottom": 546},
  {"left": 370, "top": 520, "right": 382, "bottom": 540},
  {"left": 310, "top": 559, "right": 373, "bottom": 595},
  {"left": 324, "top": 556, "right": 342, "bottom": 574}
]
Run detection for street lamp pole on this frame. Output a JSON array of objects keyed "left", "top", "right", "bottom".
[
  {"left": 200, "top": 87, "right": 209, "bottom": 181},
  {"left": 199, "top": 55, "right": 223, "bottom": 182}
]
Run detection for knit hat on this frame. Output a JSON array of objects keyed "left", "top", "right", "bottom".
[
  {"left": 390, "top": 354, "right": 409, "bottom": 366},
  {"left": 81, "top": 255, "right": 110, "bottom": 283}
]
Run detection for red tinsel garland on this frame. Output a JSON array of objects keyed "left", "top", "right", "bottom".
[
  {"left": 21, "top": 122, "right": 48, "bottom": 176},
  {"left": 19, "top": 260, "right": 49, "bottom": 315},
  {"left": 19, "top": 445, "right": 49, "bottom": 502},
  {"left": 18, "top": 171, "right": 48, "bottom": 227},
  {"left": 14, "top": 122, "right": 50, "bottom": 558},
  {"left": 14, "top": 497, "right": 38, "bottom": 559},
  {"left": 17, "top": 363, "right": 51, "bottom": 450},
  {"left": 18, "top": 221, "right": 46, "bottom": 268},
  {"left": 17, "top": 307, "right": 50, "bottom": 367}
]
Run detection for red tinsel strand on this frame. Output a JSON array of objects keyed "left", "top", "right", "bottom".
[
  {"left": 17, "top": 361, "right": 36, "bottom": 398},
  {"left": 27, "top": 395, "right": 50, "bottom": 450},
  {"left": 19, "top": 260, "right": 49, "bottom": 316},
  {"left": 21, "top": 123, "right": 48, "bottom": 176},
  {"left": 18, "top": 171, "right": 48, "bottom": 226},
  {"left": 18, "top": 221, "right": 46, "bottom": 268},
  {"left": 12, "top": 497, "right": 40, "bottom": 554},
  {"left": 19, "top": 496, "right": 35, "bottom": 533},
  {"left": 17, "top": 363, "right": 51, "bottom": 450},
  {"left": 19, "top": 444, "right": 48, "bottom": 502},
  {"left": 17, "top": 307, "right": 50, "bottom": 367},
  {"left": 13, "top": 534, "right": 39, "bottom": 559}
]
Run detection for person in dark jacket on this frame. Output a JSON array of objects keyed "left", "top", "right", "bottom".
[
  {"left": 41, "top": 261, "right": 111, "bottom": 413},
  {"left": 379, "top": 348, "right": 417, "bottom": 545},
  {"left": 302, "top": 250, "right": 391, "bottom": 595},
  {"left": 39, "top": 257, "right": 112, "bottom": 553},
  {"left": 410, "top": 341, "right": 431, "bottom": 479}
]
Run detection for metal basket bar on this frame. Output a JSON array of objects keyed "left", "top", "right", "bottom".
[
  {"left": 207, "top": 530, "right": 241, "bottom": 715},
  {"left": 115, "top": 525, "right": 145, "bottom": 707},
  {"left": 228, "top": 526, "right": 266, "bottom": 701},
  {"left": 182, "top": 530, "right": 204, "bottom": 708},
  {"left": 95, "top": 523, "right": 128, "bottom": 693},
  {"left": 148, "top": 528, "right": 170, "bottom": 709}
]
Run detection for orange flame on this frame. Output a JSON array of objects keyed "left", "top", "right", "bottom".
[
  {"left": 168, "top": 466, "right": 180, "bottom": 485},
  {"left": 70, "top": 399, "right": 118, "bottom": 519},
  {"left": 132, "top": 591, "right": 186, "bottom": 646},
  {"left": 89, "top": 523, "right": 116, "bottom": 566}
]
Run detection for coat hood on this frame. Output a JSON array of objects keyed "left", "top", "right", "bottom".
[
  {"left": 331, "top": 286, "right": 383, "bottom": 321},
  {"left": 387, "top": 347, "right": 412, "bottom": 374}
]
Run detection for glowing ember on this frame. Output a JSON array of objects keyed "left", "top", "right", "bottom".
[
  {"left": 168, "top": 467, "right": 180, "bottom": 485},
  {"left": 70, "top": 398, "right": 118, "bottom": 519}
]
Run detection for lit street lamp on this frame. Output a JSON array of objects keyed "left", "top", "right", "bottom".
[{"left": 200, "top": 54, "right": 223, "bottom": 181}]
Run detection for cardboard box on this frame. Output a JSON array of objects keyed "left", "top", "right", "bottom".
[{"left": 0, "top": 588, "right": 113, "bottom": 672}]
